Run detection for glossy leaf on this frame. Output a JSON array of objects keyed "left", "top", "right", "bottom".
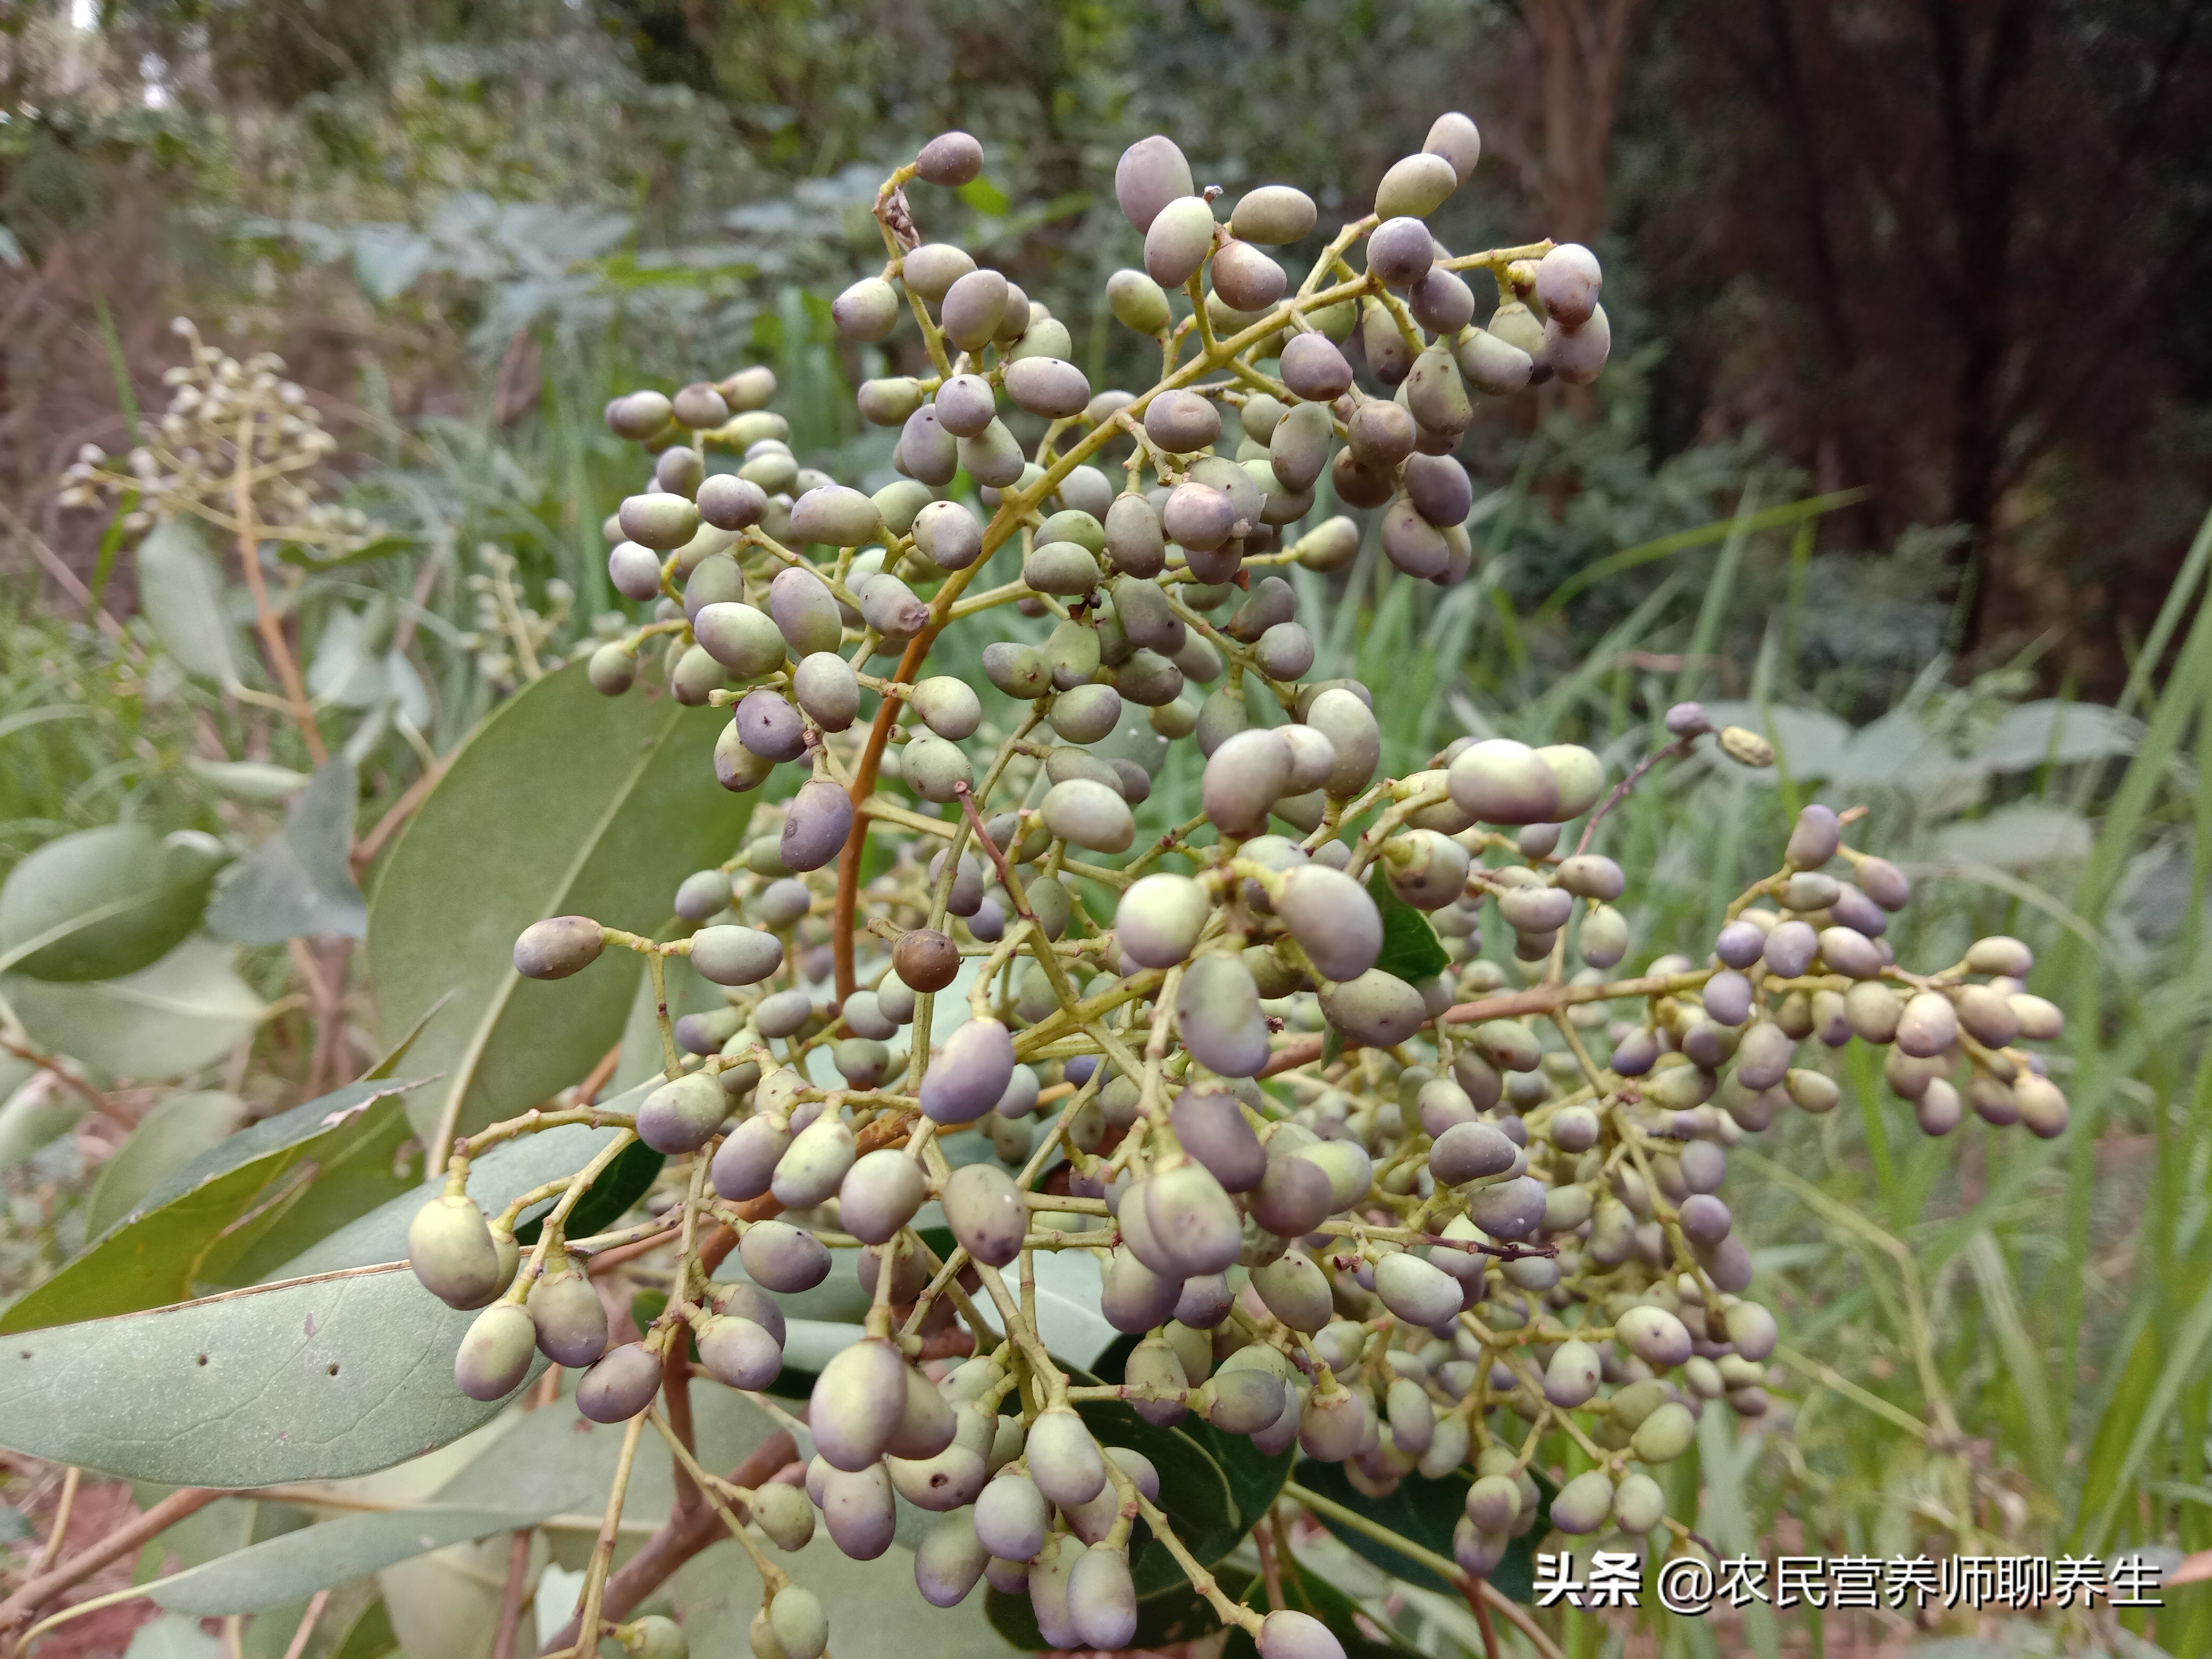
[
  {"left": 1064, "top": 1364, "right": 1238, "bottom": 1595},
  {"left": 136, "top": 517, "right": 240, "bottom": 684},
  {"left": 1291, "top": 1461, "right": 1531, "bottom": 1599},
  {"left": 0, "top": 1260, "right": 539, "bottom": 1485},
  {"left": 513, "top": 1134, "right": 663, "bottom": 1245},
  {"left": 0, "top": 1078, "right": 423, "bottom": 1333},
  {"left": 2, "top": 936, "right": 265, "bottom": 1082},
  {"left": 1366, "top": 868, "right": 1448, "bottom": 986},
  {"left": 147, "top": 1505, "right": 557, "bottom": 1616},
  {"left": 984, "top": 1564, "right": 1253, "bottom": 1654},
  {"left": 205, "top": 758, "right": 368, "bottom": 944},
  {"left": 83, "top": 1090, "right": 246, "bottom": 1237},
  {"left": 365, "top": 661, "right": 747, "bottom": 1146}
]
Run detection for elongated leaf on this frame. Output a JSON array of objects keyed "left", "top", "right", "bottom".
[
  {"left": 0, "top": 1078, "right": 422, "bottom": 1333},
  {"left": 366, "top": 663, "right": 746, "bottom": 1146},
  {"left": 136, "top": 517, "right": 240, "bottom": 684},
  {"left": 84, "top": 1090, "right": 246, "bottom": 1237},
  {"left": 188, "top": 758, "right": 311, "bottom": 802},
  {"left": 2, "top": 936, "right": 265, "bottom": 1082},
  {"left": 1367, "top": 869, "right": 1447, "bottom": 986},
  {"left": 270, "top": 1102, "right": 640, "bottom": 1281},
  {"left": 1293, "top": 1460, "right": 1475, "bottom": 1596},
  {"left": 513, "top": 1135, "right": 662, "bottom": 1246},
  {"left": 2081, "top": 1267, "right": 2212, "bottom": 1553},
  {"left": 148, "top": 1505, "right": 555, "bottom": 1616},
  {"left": 0, "top": 1068, "right": 79, "bottom": 1169},
  {"left": 0, "top": 1260, "right": 539, "bottom": 1484},
  {"left": 205, "top": 758, "right": 368, "bottom": 944}
]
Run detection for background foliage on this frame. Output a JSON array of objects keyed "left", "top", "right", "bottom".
[{"left": 0, "top": 1, "right": 2209, "bottom": 1655}]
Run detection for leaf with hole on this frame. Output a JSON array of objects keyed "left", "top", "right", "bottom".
[{"left": 0, "top": 1260, "right": 541, "bottom": 1485}]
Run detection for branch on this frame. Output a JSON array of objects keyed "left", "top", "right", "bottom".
[{"left": 536, "top": 1431, "right": 797, "bottom": 1654}]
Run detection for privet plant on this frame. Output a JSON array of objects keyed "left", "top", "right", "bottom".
[{"left": 405, "top": 118, "right": 2069, "bottom": 1658}]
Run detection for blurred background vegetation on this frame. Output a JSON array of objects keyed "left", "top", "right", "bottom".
[{"left": 2, "top": 0, "right": 2211, "bottom": 1654}]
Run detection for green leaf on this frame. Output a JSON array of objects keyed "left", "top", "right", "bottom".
[
  {"left": 1365, "top": 869, "right": 1448, "bottom": 986},
  {"left": 3, "top": 936, "right": 266, "bottom": 1082},
  {"left": 205, "top": 758, "right": 368, "bottom": 944},
  {"left": 514, "top": 1135, "right": 664, "bottom": 1245},
  {"left": 0, "top": 1067, "right": 80, "bottom": 1169},
  {"left": 1221, "top": 1553, "right": 1423, "bottom": 1659},
  {"left": 1185, "top": 1414, "right": 1297, "bottom": 1536},
  {"left": 187, "top": 758, "right": 312, "bottom": 802},
  {"left": 136, "top": 517, "right": 241, "bottom": 684},
  {"left": 146, "top": 1505, "right": 556, "bottom": 1617},
  {"left": 984, "top": 1566, "right": 1253, "bottom": 1653},
  {"left": 366, "top": 660, "right": 753, "bottom": 1147},
  {"left": 0, "top": 1078, "right": 422, "bottom": 1333},
  {"left": 324, "top": 1595, "right": 398, "bottom": 1659},
  {"left": 0, "top": 1260, "right": 540, "bottom": 1485},
  {"left": 268, "top": 1102, "right": 640, "bottom": 1282},
  {"left": 85, "top": 1091, "right": 246, "bottom": 1237},
  {"left": 957, "top": 177, "right": 1011, "bottom": 216},
  {"left": 127, "top": 1613, "right": 222, "bottom": 1659},
  {"left": 1292, "top": 1460, "right": 1482, "bottom": 1597},
  {"left": 1063, "top": 1365, "right": 1238, "bottom": 1594},
  {"left": 0, "top": 825, "right": 225, "bottom": 982}
]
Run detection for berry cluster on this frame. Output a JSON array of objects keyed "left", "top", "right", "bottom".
[{"left": 405, "top": 119, "right": 2064, "bottom": 1659}]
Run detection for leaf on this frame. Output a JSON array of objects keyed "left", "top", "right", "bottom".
[
  {"left": 348, "top": 224, "right": 437, "bottom": 301},
  {"left": 1292, "top": 1460, "right": 1480, "bottom": 1596},
  {"left": 268, "top": 1104, "right": 637, "bottom": 1282},
  {"left": 1062, "top": 1364, "right": 1237, "bottom": 1595},
  {"left": 1932, "top": 801, "right": 2093, "bottom": 869},
  {"left": 146, "top": 1505, "right": 556, "bottom": 1616},
  {"left": 307, "top": 609, "right": 390, "bottom": 710},
  {"left": 1220, "top": 1554, "right": 1423, "bottom": 1659},
  {"left": 1976, "top": 698, "right": 2141, "bottom": 772},
  {"left": 0, "top": 1078, "right": 422, "bottom": 1333},
  {"left": 206, "top": 758, "right": 368, "bottom": 944},
  {"left": 366, "top": 661, "right": 750, "bottom": 1146},
  {"left": 84, "top": 1090, "right": 246, "bottom": 1237},
  {"left": 1184, "top": 1414, "right": 1296, "bottom": 1536},
  {"left": 0, "top": 1260, "right": 540, "bottom": 1485},
  {"left": 957, "top": 177, "right": 1011, "bottom": 216},
  {"left": 3, "top": 936, "right": 266, "bottom": 1082},
  {"left": 671, "top": 1529, "right": 1021, "bottom": 1659},
  {"left": 513, "top": 1135, "right": 663, "bottom": 1245},
  {"left": 127, "top": 1614, "right": 222, "bottom": 1659},
  {"left": 1365, "top": 869, "right": 1448, "bottom": 986},
  {"left": 324, "top": 1596, "right": 398, "bottom": 1659},
  {"left": 0, "top": 1069, "right": 81, "bottom": 1169},
  {"left": 136, "top": 518, "right": 241, "bottom": 684},
  {"left": 0, "top": 825, "right": 225, "bottom": 982},
  {"left": 188, "top": 759, "right": 312, "bottom": 802},
  {"left": 984, "top": 1569, "right": 1253, "bottom": 1654},
  {"left": 431, "top": 1384, "right": 776, "bottom": 1519}
]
